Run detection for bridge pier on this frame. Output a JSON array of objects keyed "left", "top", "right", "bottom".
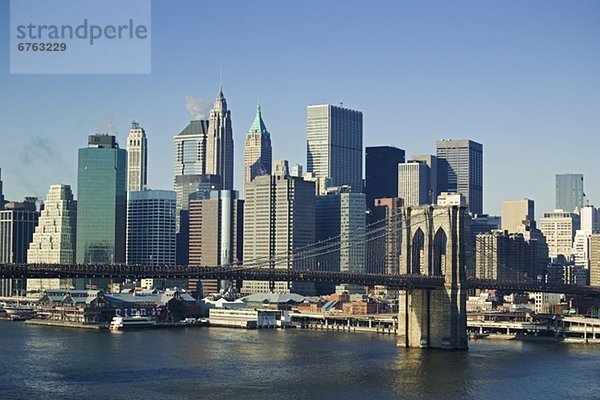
[
  {"left": 398, "top": 286, "right": 467, "bottom": 350},
  {"left": 398, "top": 205, "right": 468, "bottom": 350}
]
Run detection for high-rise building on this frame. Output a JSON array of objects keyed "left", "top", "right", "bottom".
[
  {"left": 398, "top": 161, "right": 430, "bottom": 207},
  {"left": 476, "top": 230, "right": 528, "bottom": 281},
  {"left": 1, "top": 199, "right": 38, "bottom": 296},
  {"left": 76, "top": 134, "right": 127, "bottom": 264},
  {"left": 27, "top": 185, "right": 77, "bottom": 293},
  {"left": 365, "top": 146, "right": 405, "bottom": 210},
  {"left": 555, "top": 174, "right": 584, "bottom": 213},
  {"left": 369, "top": 198, "right": 403, "bottom": 275},
  {"left": 0, "top": 168, "right": 4, "bottom": 210},
  {"left": 590, "top": 234, "right": 600, "bottom": 286},
  {"left": 306, "top": 104, "right": 363, "bottom": 192},
  {"left": 173, "top": 118, "right": 222, "bottom": 265},
  {"left": 244, "top": 103, "right": 272, "bottom": 187},
  {"left": 206, "top": 87, "right": 234, "bottom": 191},
  {"left": 174, "top": 119, "right": 210, "bottom": 214},
  {"left": 436, "top": 139, "right": 483, "bottom": 215},
  {"left": 126, "top": 190, "right": 176, "bottom": 265},
  {"left": 126, "top": 121, "right": 147, "bottom": 192},
  {"left": 410, "top": 155, "right": 438, "bottom": 203},
  {"left": 580, "top": 205, "right": 600, "bottom": 233},
  {"left": 315, "top": 187, "right": 366, "bottom": 293},
  {"left": 189, "top": 190, "right": 243, "bottom": 297},
  {"left": 572, "top": 205, "right": 599, "bottom": 271},
  {"left": 540, "top": 209, "right": 580, "bottom": 259},
  {"left": 242, "top": 164, "right": 315, "bottom": 295},
  {"left": 502, "top": 199, "right": 535, "bottom": 234}
]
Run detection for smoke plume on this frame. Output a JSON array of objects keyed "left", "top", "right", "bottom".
[{"left": 185, "top": 95, "right": 212, "bottom": 120}]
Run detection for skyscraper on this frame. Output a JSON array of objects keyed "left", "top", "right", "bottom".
[
  {"left": 76, "top": 134, "right": 127, "bottom": 264},
  {"left": 500, "top": 199, "right": 548, "bottom": 278},
  {"left": 502, "top": 199, "right": 535, "bottom": 233},
  {"left": 126, "top": 121, "right": 147, "bottom": 192},
  {"left": 27, "top": 184, "right": 77, "bottom": 293},
  {"left": 189, "top": 190, "right": 243, "bottom": 296},
  {"left": 365, "top": 146, "right": 405, "bottom": 210},
  {"left": 590, "top": 234, "right": 600, "bottom": 286},
  {"left": 307, "top": 104, "right": 363, "bottom": 192},
  {"left": 410, "top": 155, "right": 438, "bottom": 203},
  {"left": 126, "top": 190, "right": 176, "bottom": 266},
  {"left": 436, "top": 139, "right": 483, "bottom": 215},
  {"left": 244, "top": 103, "right": 272, "bottom": 187},
  {"left": 555, "top": 173, "right": 584, "bottom": 213},
  {"left": 370, "top": 198, "right": 403, "bottom": 275},
  {"left": 398, "top": 161, "right": 430, "bottom": 207},
  {"left": 1, "top": 199, "right": 38, "bottom": 296},
  {"left": 242, "top": 164, "right": 315, "bottom": 295},
  {"left": 206, "top": 87, "right": 234, "bottom": 190},
  {"left": 540, "top": 209, "right": 580, "bottom": 259},
  {"left": 0, "top": 168, "right": 4, "bottom": 210}
]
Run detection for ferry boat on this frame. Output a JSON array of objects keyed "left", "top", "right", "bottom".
[
  {"left": 0, "top": 304, "right": 36, "bottom": 320},
  {"left": 109, "top": 316, "right": 156, "bottom": 331}
]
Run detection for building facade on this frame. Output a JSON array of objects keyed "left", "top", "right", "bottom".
[
  {"left": 306, "top": 104, "right": 363, "bottom": 192},
  {"left": 0, "top": 200, "right": 38, "bottom": 296},
  {"left": 242, "top": 166, "right": 315, "bottom": 295},
  {"left": 0, "top": 168, "right": 4, "bottom": 210},
  {"left": 315, "top": 188, "right": 366, "bottom": 292},
  {"left": 502, "top": 199, "right": 535, "bottom": 234},
  {"left": 244, "top": 103, "right": 272, "bottom": 188},
  {"left": 591, "top": 234, "right": 600, "bottom": 287},
  {"left": 126, "top": 121, "right": 147, "bottom": 192},
  {"left": 206, "top": 87, "right": 234, "bottom": 191},
  {"left": 540, "top": 209, "right": 580, "bottom": 259},
  {"left": 76, "top": 134, "right": 127, "bottom": 264},
  {"left": 27, "top": 184, "right": 77, "bottom": 293},
  {"left": 436, "top": 139, "right": 483, "bottom": 215},
  {"left": 189, "top": 190, "right": 243, "bottom": 297},
  {"left": 126, "top": 190, "right": 176, "bottom": 266},
  {"left": 369, "top": 198, "right": 404, "bottom": 275},
  {"left": 365, "top": 146, "right": 405, "bottom": 210},
  {"left": 410, "top": 155, "right": 438, "bottom": 203},
  {"left": 555, "top": 173, "right": 584, "bottom": 213},
  {"left": 398, "top": 161, "right": 430, "bottom": 207}
]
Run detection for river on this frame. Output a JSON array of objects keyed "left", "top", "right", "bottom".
[{"left": 0, "top": 322, "right": 599, "bottom": 399}]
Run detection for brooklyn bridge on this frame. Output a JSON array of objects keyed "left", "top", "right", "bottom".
[{"left": 1, "top": 205, "right": 599, "bottom": 350}]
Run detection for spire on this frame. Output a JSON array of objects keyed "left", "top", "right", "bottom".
[{"left": 249, "top": 101, "right": 268, "bottom": 134}]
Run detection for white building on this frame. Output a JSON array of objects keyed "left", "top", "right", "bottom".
[
  {"left": 540, "top": 209, "right": 580, "bottom": 259},
  {"left": 126, "top": 121, "right": 147, "bottom": 192},
  {"left": 27, "top": 184, "right": 77, "bottom": 293},
  {"left": 398, "top": 161, "right": 430, "bottom": 207}
]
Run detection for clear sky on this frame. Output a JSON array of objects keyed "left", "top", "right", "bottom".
[{"left": 1, "top": 0, "right": 599, "bottom": 219}]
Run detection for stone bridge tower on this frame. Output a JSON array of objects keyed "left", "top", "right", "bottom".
[{"left": 397, "top": 205, "right": 468, "bottom": 350}]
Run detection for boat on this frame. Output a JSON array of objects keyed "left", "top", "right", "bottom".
[
  {"left": 0, "top": 306, "right": 36, "bottom": 320},
  {"left": 109, "top": 315, "right": 156, "bottom": 331}
]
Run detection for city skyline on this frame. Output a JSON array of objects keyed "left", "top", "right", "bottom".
[{"left": 0, "top": 0, "right": 598, "bottom": 219}]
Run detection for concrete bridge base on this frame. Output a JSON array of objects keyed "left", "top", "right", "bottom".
[{"left": 398, "top": 287, "right": 467, "bottom": 350}]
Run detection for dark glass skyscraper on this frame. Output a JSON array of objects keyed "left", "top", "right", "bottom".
[
  {"left": 76, "top": 134, "right": 127, "bottom": 264},
  {"left": 436, "top": 139, "right": 483, "bottom": 215},
  {"left": 555, "top": 173, "right": 584, "bottom": 212},
  {"left": 365, "top": 146, "right": 405, "bottom": 210}
]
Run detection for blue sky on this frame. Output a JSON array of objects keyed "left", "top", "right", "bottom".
[{"left": 1, "top": 0, "right": 599, "bottom": 218}]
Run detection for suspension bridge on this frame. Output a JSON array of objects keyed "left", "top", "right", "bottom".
[{"left": 1, "top": 204, "right": 599, "bottom": 350}]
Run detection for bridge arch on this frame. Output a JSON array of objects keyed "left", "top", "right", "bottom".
[
  {"left": 433, "top": 227, "right": 447, "bottom": 276},
  {"left": 411, "top": 228, "right": 425, "bottom": 275}
]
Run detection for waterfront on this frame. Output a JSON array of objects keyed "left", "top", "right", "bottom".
[{"left": 1, "top": 323, "right": 599, "bottom": 400}]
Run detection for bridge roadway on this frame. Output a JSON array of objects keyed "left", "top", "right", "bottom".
[{"left": 2, "top": 263, "right": 600, "bottom": 296}]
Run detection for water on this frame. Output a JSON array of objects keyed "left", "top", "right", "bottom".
[{"left": 1, "top": 323, "right": 599, "bottom": 400}]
